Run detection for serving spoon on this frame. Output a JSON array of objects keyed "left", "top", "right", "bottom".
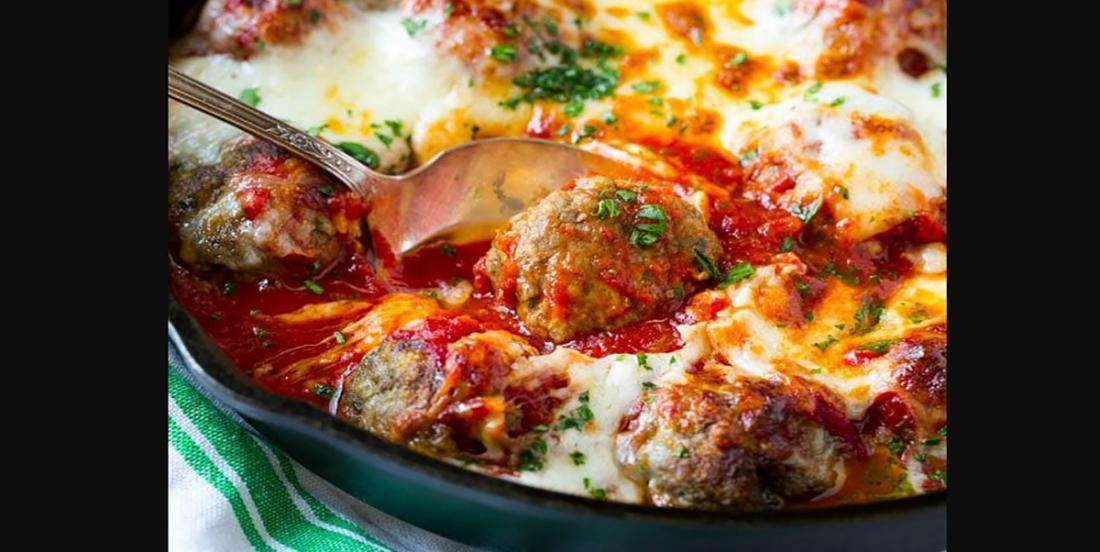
[{"left": 168, "top": 65, "right": 636, "bottom": 257}]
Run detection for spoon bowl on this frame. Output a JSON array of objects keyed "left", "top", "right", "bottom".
[{"left": 168, "top": 66, "right": 636, "bottom": 257}]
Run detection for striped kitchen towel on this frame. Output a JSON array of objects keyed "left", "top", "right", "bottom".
[{"left": 168, "top": 344, "right": 478, "bottom": 552}]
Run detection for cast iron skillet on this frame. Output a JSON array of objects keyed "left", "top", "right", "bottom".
[{"left": 168, "top": 3, "right": 946, "bottom": 550}]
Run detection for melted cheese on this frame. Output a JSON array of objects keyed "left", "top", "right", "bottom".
[{"left": 505, "top": 323, "right": 711, "bottom": 501}]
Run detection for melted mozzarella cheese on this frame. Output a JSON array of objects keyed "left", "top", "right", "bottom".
[
  {"left": 718, "top": 83, "right": 943, "bottom": 241},
  {"left": 170, "top": 10, "right": 479, "bottom": 170},
  {"left": 506, "top": 323, "right": 711, "bottom": 501}
]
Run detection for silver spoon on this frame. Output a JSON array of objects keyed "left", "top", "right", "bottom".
[{"left": 168, "top": 65, "right": 635, "bottom": 257}]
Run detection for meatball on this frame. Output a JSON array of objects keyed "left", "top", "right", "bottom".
[
  {"left": 863, "top": 325, "right": 947, "bottom": 439},
  {"left": 173, "top": 0, "right": 346, "bottom": 58},
  {"left": 404, "top": 0, "right": 591, "bottom": 79},
  {"left": 336, "top": 314, "right": 536, "bottom": 456},
  {"left": 616, "top": 368, "right": 850, "bottom": 508},
  {"left": 476, "top": 176, "right": 721, "bottom": 342},
  {"left": 169, "top": 137, "right": 363, "bottom": 275}
]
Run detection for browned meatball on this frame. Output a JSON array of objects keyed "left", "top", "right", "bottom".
[
  {"left": 169, "top": 137, "right": 363, "bottom": 275},
  {"left": 616, "top": 367, "right": 850, "bottom": 509},
  {"left": 336, "top": 314, "right": 536, "bottom": 456},
  {"left": 173, "top": 0, "right": 347, "bottom": 58},
  {"left": 860, "top": 324, "right": 947, "bottom": 441},
  {"left": 475, "top": 176, "right": 721, "bottom": 343}
]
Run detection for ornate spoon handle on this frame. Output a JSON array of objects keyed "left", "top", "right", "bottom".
[{"left": 168, "top": 65, "right": 377, "bottom": 198}]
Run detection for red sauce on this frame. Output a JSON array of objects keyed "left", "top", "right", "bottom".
[{"left": 563, "top": 318, "right": 683, "bottom": 358}]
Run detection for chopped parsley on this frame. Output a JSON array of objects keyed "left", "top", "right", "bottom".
[
  {"left": 676, "top": 53, "right": 687, "bottom": 64},
  {"left": 629, "top": 204, "right": 668, "bottom": 248},
  {"left": 693, "top": 248, "right": 723, "bottom": 280},
  {"left": 857, "top": 339, "right": 898, "bottom": 354},
  {"left": 803, "top": 80, "right": 823, "bottom": 101},
  {"left": 636, "top": 204, "right": 666, "bottom": 221},
  {"left": 726, "top": 52, "right": 747, "bottom": 67},
  {"left": 748, "top": 99, "right": 764, "bottom": 110},
  {"left": 239, "top": 88, "right": 261, "bottom": 107},
  {"left": 564, "top": 101, "right": 584, "bottom": 117},
  {"left": 647, "top": 97, "right": 663, "bottom": 106},
  {"left": 375, "top": 132, "right": 393, "bottom": 147},
  {"left": 833, "top": 184, "right": 850, "bottom": 199},
  {"left": 588, "top": 487, "right": 607, "bottom": 500},
  {"left": 302, "top": 280, "right": 325, "bottom": 295},
  {"left": 778, "top": 236, "right": 796, "bottom": 252},
  {"left": 602, "top": 111, "right": 618, "bottom": 124},
  {"left": 574, "top": 124, "right": 597, "bottom": 143},
  {"left": 614, "top": 189, "right": 636, "bottom": 203},
  {"left": 636, "top": 11, "right": 651, "bottom": 20},
  {"left": 914, "top": 452, "right": 928, "bottom": 463},
  {"left": 518, "top": 440, "right": 547, "bottom": 471},
  {"left": 928, "top": 469, "right": 947, "bottom": 485},
  {"left": 923, "top": 437, "right": 941, "bottom": 446},
  {"left": 829, "top": 96, "right": 846, "bottom": 107},
  {"left": 333, "top": 331, "right": 346, "bottom": 345},
  {"left": 718, "top": 262, "right": 754, "bottom": 288},
  {"left": 306, "top": 123, "right": 328, "bottom": 137},
  {"left": 336, "top": 142, "right": 380, "bottom": 169},
  {"left": 642, "top": 381, "right": 657, "bottom": 390},
  {"left": 636, "top": 353, "right": 650, "bottom": 370},
  {"left": 886, "top": 436, "right": 907, "bottom": 456},
  {"left": 677, "top": 446, "right": 690, "bottom": 458},
  {"left": 631, "top": 80, "right": 662, "bottom": 93},
  {"left": 313, "top": 384, "right": 335, "bottom": 399},
  {"left": 531, "top": 424, "right": 549, "bottom": 433},
  {"left": 531, "top": 438, "right": 548, "bottom": 455},
  {"left": 401, "top": 18, "right": 427, "bottom": 36},
  {"left": 251, "top": 326, "right": 267, "bottom": 338},
  {"left": 851, "top": 296, "right": 885, "bottom": 335},
  {"left": 501, "top": 38, "right": 622, "bottom": 110},
  {"left": 317, "top": 185, "right": 334, "bottom": 197},
  {"left": 693, "top": 248, "right": 754, "bottom": 288},
  {"left": 789, "top": 197, "right": 824, "bottom": 224},
  {"left": 543, "top": 17, "right": 559, "bottom": 36},
  {"left": 221, "top": 282, "right": 237, "bottom": 295},
  {"left": 490, "top": 44, "right": 518, "bottom": 63},
  {"left": 931, "top": 82, "right": 943, "bottom": 98},
  {"left": 440, "top": 243, "right": 456, "bottom": 256},
  {"left": 570, "top": 450, "right": 586, "bottom": 466},
  {"left": 555, "top": 402, "right": 594, "bottom": 431},
  {"left": 813, "top": 335, "right": 838, "bottom": 351}
]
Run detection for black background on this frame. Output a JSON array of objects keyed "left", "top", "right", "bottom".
[{"left": 13, "top": 1, "right": 1089, "bottom": 548}]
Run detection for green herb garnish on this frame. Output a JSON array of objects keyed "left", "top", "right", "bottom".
[
  {"left": 402, "top": 18, "right": 427, "bottom": 36},
  {"left": 239, "top": 88, "right": 261, "bottom": 107},
  {"left": 302, "top": 280, "right": 325, "bottom": 295},
  {"left": 336, "top": 142, "right": 380, "bottom": 169},
  {"left": 490, "top": 44, "right": 518, "bottom": 63}
]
